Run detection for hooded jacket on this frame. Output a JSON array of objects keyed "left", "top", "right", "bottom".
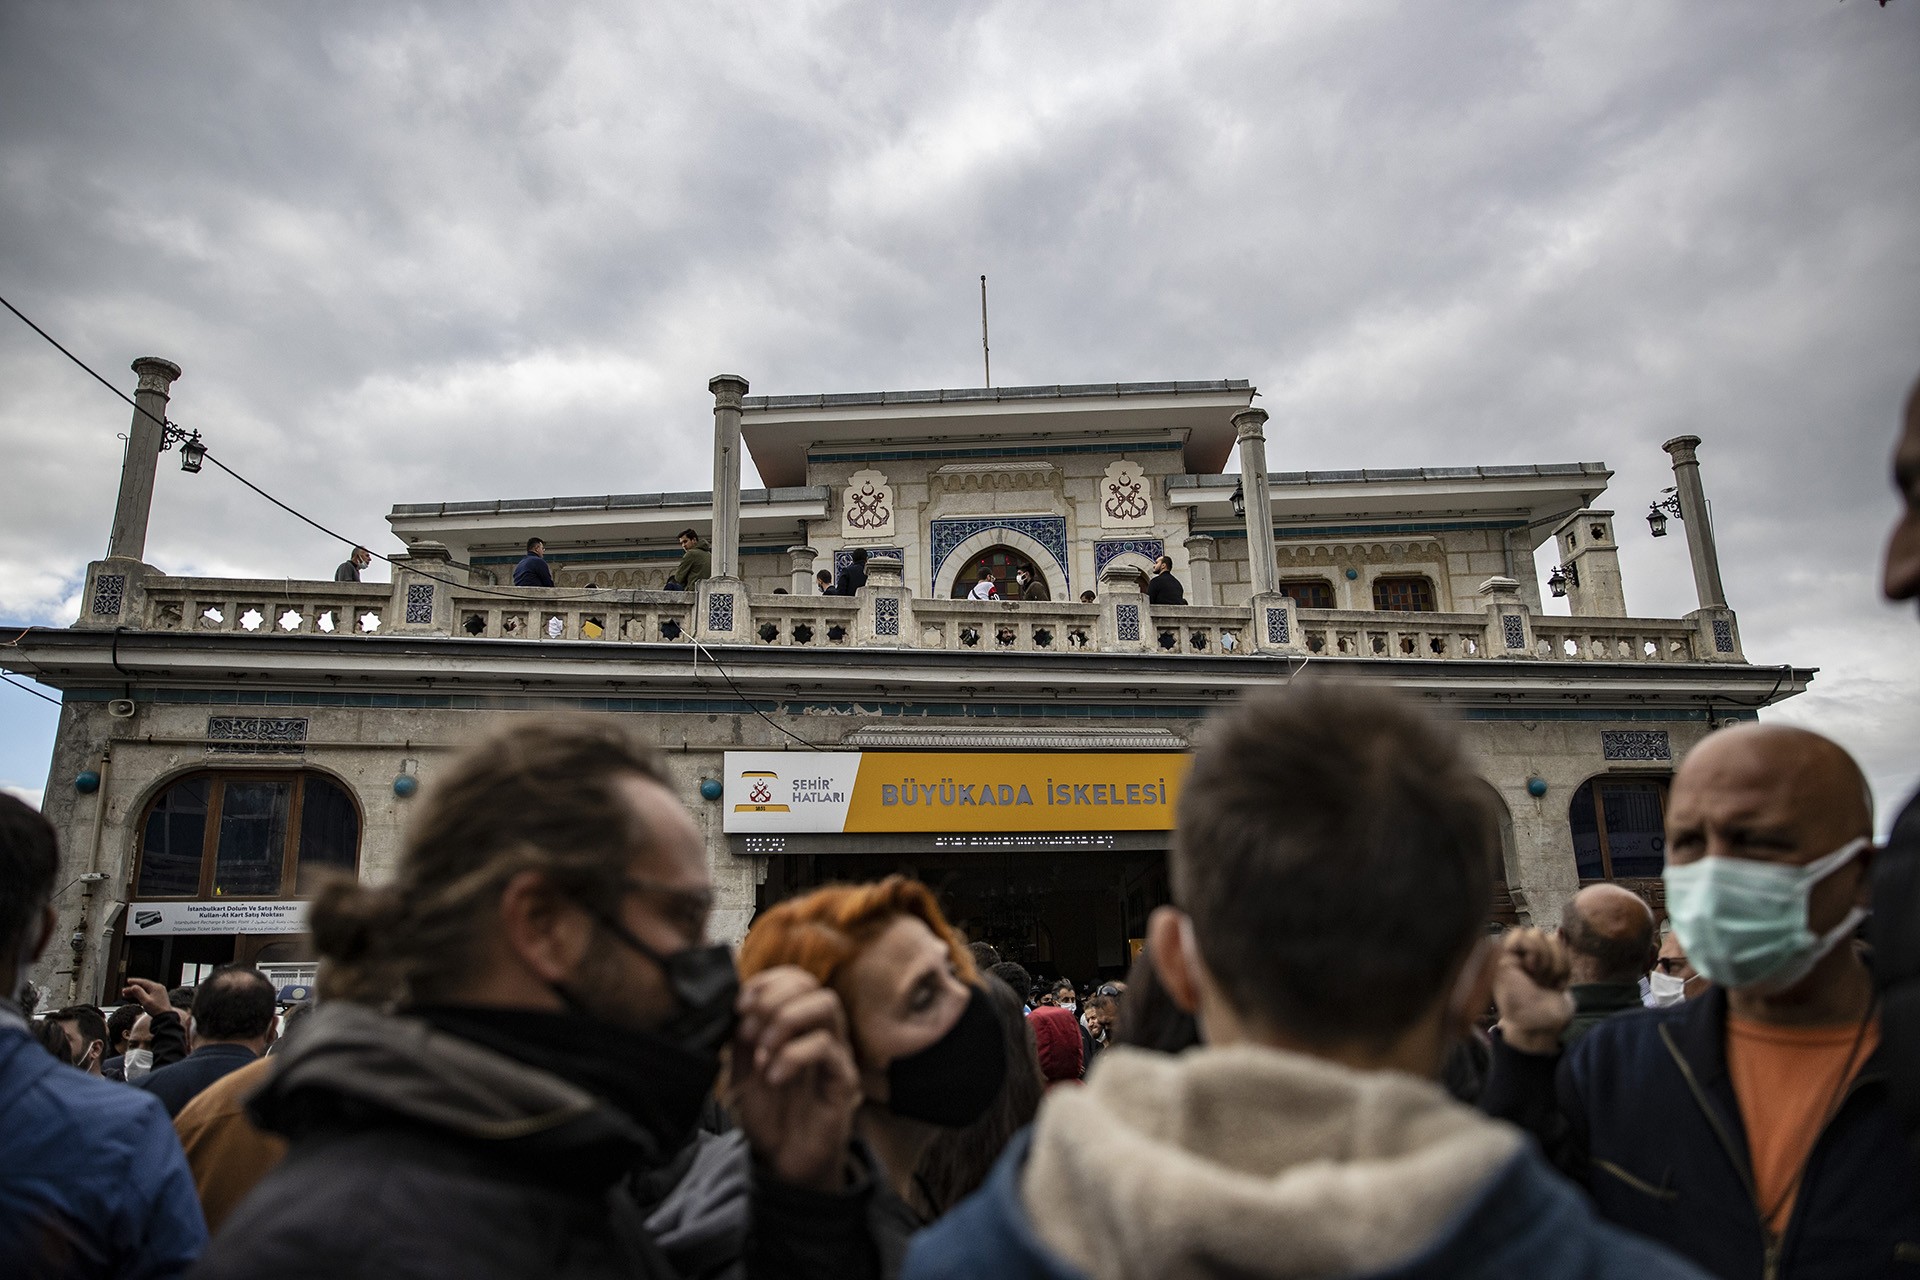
[
  {"left": 903, "top": 1043, "right": 1710, "bottom": 1280},
  {"left": 1028, "top": 1007, "right": 1083, "bottom": 1088},
  {"left": 188, "top": 1002, "right": 873, "bottom": 1280}
]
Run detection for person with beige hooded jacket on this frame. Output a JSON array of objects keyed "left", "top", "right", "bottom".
[{"left": 903, "top": 683, "right": 1709, "bottom": 1280}]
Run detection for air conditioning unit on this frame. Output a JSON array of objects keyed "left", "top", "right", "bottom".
[{"left": 107, "top": 699, "right": 137, "bottom": 719}]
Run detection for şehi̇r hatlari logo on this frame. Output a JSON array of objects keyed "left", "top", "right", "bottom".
[{"left": 734, "top": 770, "right": 789, "bottom": 813}]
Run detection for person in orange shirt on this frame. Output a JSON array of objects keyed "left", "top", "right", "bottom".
[{"left": 1485, "top": 723, "right": 1920, "bottom": 1279}]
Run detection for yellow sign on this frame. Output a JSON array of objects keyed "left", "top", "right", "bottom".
[{"left": 723, "top": 752, "right": 1191, "bottom": 833}]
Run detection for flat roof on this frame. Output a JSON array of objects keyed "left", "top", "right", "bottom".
[
  {"left": 387, "top": 486, "right": 830, "bottom": 550},
  {"left": 741, "top": 380, "right": 1256, "bottom": 486}
]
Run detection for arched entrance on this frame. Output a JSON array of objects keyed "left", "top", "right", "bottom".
[{"left": 948, "top": 544, "right": 1045, "bottom": 599}]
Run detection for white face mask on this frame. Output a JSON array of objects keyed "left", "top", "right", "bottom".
[
  {"left": 123, "top": 1047, "right": 153, "bottom": 1081},
  {"left": 1645, "top": 971, "right": 1690, "bottom": 1008}
]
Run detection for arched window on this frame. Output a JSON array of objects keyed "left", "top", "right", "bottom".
[
  {"left": 949, "top": 545, "right": 1042, "bottom": 599},
  {"left": 1569, "top": 776, "right": 1669, "bottom": 882},
  {"left": 1279, "top": 578, "right": 1335, "bottom": 609},
  {"left": 1372, "top": 576, "right": 1436, "bottom": 612},
  {"left": 134, "top": 772, "right": 361, "bottom": 900}
]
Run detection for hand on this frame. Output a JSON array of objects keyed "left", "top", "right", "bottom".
[
  {"left": 120, "top": 977, "right": 174, "bottom": 1016},
  {"left": 1492, "top": 927, "right": 1575, "bottom": 1055},
  {"left": 726, "top": 965, "right": 862, "bottom": 1194}
]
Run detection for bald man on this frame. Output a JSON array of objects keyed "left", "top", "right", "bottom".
[
  {"left": 1558, "top": 883, "right": 1658, "bottom": 1045},
  {"left": 1484, "top": 724, "right": 1920, "bottom": 1280}
]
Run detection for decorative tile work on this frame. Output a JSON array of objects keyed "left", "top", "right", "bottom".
[
  {"left": 929, "top": 517, "right": 1069, "bottom": 588},
  {"left": 1502, "top": 614, "right": 1526, "bottom": 650},
  {"left": 207, "top": 715, "right": 309, "bottom": 754},
  {"left": 1265, "top": 606, "right": 1290, "bottom": 645},
  {"left": 707, "top": 591, "right": 736, "bottom": 632},
  {"left": 1711, "top": 619, "right": 1734, "bottom": 653},
  {"left": 1094, "top": 538, "right": 1165, "bottom": 578},
  {"left": 841, "top": 469, "right": 896, "bottom": 539},
  {"left": 834, "top": 546, "right": 900, "bottom": 576},
  {"left": 1601, "top": 730, "right": 1671, "bottom": 762},
  {"left": 875, "top": 596, "right": 901, "bottom": 636},
  {"left": 405, "top": 583, "right": 435, "bottom": 624},
  {"left": 1115, "top": 603, "right": 1141, "bottom": 643},
  {"left": 91, "top": 574, "right": 126, "bottom": 618},
  {"left": 1100, "top": 459, "right": 1153, "bottom": 528}
]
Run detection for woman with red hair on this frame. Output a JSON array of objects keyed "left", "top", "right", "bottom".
[{"left": 649, "top": 877, "right": 1007, "bottom": 1278}]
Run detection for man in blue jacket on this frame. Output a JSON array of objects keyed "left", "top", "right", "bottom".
[
  {"left": 514, "top": 536, "right": 555, "bottom": 587},
  {"left": 1485, "top": 723, "right": 1920, "bottom": 1279},
  {"left": 905, "top": 684, "right": 1707, "bottom": 1280},
  {"left": 0, "top": 794, "right": 206, "bottom": 1277}
]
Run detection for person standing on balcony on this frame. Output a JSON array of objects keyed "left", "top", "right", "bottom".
[
  {"left": 831, "top": 548, "right": 868, "bottom": 597},
  {"left": 1011, "top": 567, "right": 1049, "bottom": 601},
  {"left": 816, "top": 569, "right": 834, "bottom": 595},
  {"left": 665, "top": 528, "right": 712, "bottom": 592},
  {"left": 513, "top": 537, "right": 555, "bottom": 588},
  {"left": 333, "top": 546, "right": 371, "bottom": 582},
  {"left": 967, "top": 567, "right": 998, "bottom": 601},
  {"left": 1146, "top": 555, "right": 1185, "bottom": 606}
]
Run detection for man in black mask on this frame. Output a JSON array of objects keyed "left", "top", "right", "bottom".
[{"left": 191, "top": 715, "right": 873, "bottom": 1280}]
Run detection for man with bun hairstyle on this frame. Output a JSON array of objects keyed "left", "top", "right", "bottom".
[{"left": 192, "top": 714, "right": 878, "bottom": 1280}]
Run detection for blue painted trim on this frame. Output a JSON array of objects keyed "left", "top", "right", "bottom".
[
  {"left": 472, "top": 545, "right": 790, "bottom": 566},
  {"left": 1201, "top": 519, "right": 1529, "bottom": 541},
  {"left": 930, "top": 517, "right": 1070, "bottom": 589}
]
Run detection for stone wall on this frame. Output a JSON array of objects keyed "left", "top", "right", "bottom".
[{"left": 28, "top": 694, "right": 1704, "bottom": 1006}]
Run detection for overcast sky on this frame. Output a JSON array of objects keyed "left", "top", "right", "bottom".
[{"left": 2, "top": 2, "right": 1916, "bottom": 821}]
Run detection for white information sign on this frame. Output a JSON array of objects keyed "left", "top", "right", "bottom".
[{"left": 125, "top": 900, "right": 309, "bottom": 937}]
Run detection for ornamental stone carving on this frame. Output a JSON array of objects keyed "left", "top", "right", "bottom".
[
  {"left": 841, "top": 469, "right": 896, "bottom": 539},
  {"left": 1100, "top": 460, "right": 1153, "bottom": 530}
]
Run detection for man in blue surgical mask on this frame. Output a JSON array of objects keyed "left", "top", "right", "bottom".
[{"left": 1482, "top": 723, "right": 1920, "bottom": 1280}]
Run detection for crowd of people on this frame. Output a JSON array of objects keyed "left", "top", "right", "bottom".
[{"left": 2, "top": 383, "right": 1917, "bottom": 1278}]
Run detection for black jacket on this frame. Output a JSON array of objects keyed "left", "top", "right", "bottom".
[
  {"left": 1482, "top": 987, "right": 1920, "bottom": 1279},
  {"left": 1145, "top": 571, "right": 1185, "bottom": 606},
  {"left": 1874, "top": 789, "right": 1920, "bottom": 1158},
  {"left": 136, "top": 1042, "right": 258, "bottom": 1118},
  {"left": 189, "top": 1003, "right": 875, "bottom": 1280}
]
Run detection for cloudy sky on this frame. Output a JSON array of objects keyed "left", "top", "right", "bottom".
[{"left": 2, "top": 3, "right": 1916, "bottom": 820}]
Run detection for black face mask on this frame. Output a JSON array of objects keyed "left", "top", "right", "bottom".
[
  {"left": 580, "top": 908, "right": 741, "bottom": 1058},
  {"left": 885, "top": 984, "right": 1008, "bottom": 1128}
]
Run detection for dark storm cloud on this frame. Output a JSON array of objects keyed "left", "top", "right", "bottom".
[{"left": 1, "top": 1, "right": 1916, "bottom": 805}]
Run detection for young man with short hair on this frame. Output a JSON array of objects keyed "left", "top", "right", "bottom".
[
  {"left": 905, "top": 684, "right": 1706, "bottom": 1280},
  {"left": 666, "top": 527, "right": 713, "bottom": 591},
  {"left": 1144, "top": 554, "right": 1185, "bottom": 606},
  {"left": 514, "top": 537, "right": 555, "bottom": 588}
]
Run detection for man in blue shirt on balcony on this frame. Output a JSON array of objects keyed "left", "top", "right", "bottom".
[{"left": 513, "top": 537, "right": 554, "bottom": 588}]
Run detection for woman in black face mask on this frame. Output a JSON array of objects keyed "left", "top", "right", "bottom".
[{"left": 736, "top": 876, "right": 1007, "bottom": 1274}]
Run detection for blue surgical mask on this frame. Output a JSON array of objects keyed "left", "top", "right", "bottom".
[{"left": 1663, "top": 837, "right": 1870, "bottom": 993}]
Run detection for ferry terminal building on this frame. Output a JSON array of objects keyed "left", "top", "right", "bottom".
[{"left": 11, "top": 365, "right": 1813, "bottom": 999}]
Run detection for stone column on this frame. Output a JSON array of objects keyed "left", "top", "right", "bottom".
[
  {"left": 1480, "top": 576, "right": 1536, "bottom": 658},
  {"left": 788, "top": 545, "right": 818, "bottom": 595},
  {"left": 107, "top": 357, "right": 183, "bottom": 562},
  {"left": 1183, "top": 534, "right": 1217, "bottom": 606},
  {"left": 1662, "top": 435, "right": 1727, "bottom": 609},
  {"left": 1098, "top": 562, "right": 1151, "bottom": 653},
  {"left": 1233, "top": 408, "right": 1278, "bottom": 597},
  {"left": 856, "top": 550, "right": 912, "bottom": 647},
  {"left": 709, "top": 374, "right": 749, "bottom": 580}
]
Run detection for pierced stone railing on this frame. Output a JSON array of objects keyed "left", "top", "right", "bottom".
[
  {"left": 141, "top": 577, "right": 394, "bottom": 637},
  {"left": 746, "top": 596, "right": 861, "bottom": 649},
  {"left": 1530, "top": 618, "right": 1703, "bottom": 663},
  {"left": 1295, "top": 610, "right": 1492, "bottom": 660},
  {"left": 445, "top": 587, "right": 696, "bottom": 644},
  {"left": 910, "top": 599, "right": 1102, "bottom": 653},
  {"left": 100, "top": 563, "right": 1738, "bottom": 665}
]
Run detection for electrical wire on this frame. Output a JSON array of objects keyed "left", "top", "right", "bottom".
[
  {"left": 1, "top": 291, "right": 824, "bottom": 722},
  {"left": 1, "top": 671, "right": 61, "bottom": 705},
  {"left": 693, "top": 640, "right": 821, "bottom": 749}
]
